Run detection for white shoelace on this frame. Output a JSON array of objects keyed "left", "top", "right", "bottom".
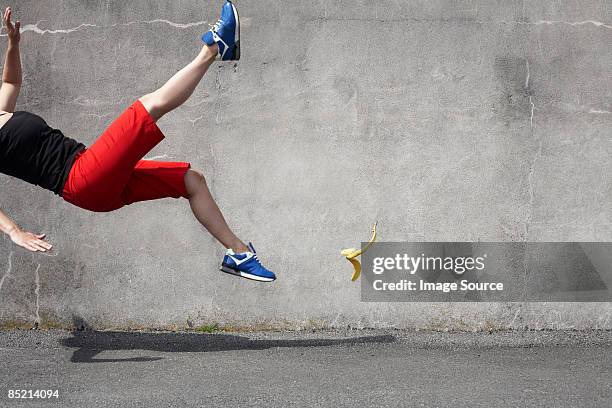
[
  {"left": 209, "top": 18, "right": 229, "bottom": 58},
  {"left": 210, "top": 19, "right": 224, "bottom": 33}
]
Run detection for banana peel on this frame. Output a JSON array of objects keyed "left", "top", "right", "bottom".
[{"left": 341, "top": 222, "right": 377, "bottom": 281}]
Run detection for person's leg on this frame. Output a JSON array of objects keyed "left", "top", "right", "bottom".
[
  {"left": 139, "top": 43, "right": 219, "bottom": 122},
  {"left": 117, "top": 160, "right": 249, "bottom": 253},
  {"left": 184, "top": 169, "right": 249, "bottom": 253},
  {"left": 122, "top": 163, "right": 276, "bottom": 281},
  {"left": 67, "top": 42, "right": 220, "bottom": 211}
]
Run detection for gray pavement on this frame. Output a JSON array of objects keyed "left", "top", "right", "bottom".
[{"left": 0, "top": 329, "right": 610, "bottom": 407}]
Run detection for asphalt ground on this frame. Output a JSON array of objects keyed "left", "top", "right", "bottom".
[{"left": 0, "top": 329, "right": 610, "bottom": 407}]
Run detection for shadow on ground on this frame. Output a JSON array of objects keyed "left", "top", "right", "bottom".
[{"left": 61, "top": 317, "right": 395, "bottom": 363}]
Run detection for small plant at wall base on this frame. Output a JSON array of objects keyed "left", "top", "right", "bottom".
[{"left": 193, "top": 323, "right": 220, "bottom": 333}]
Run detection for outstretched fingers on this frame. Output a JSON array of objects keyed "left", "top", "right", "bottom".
[
  {"left": 3, "top": 7, "right": 11, "bottom": 28},
  {"left": 3, "top": 7, "right": 19, "bottom": 39},
  {"left": 17, "top": 232, "right": 53, "bottom": 252},
  {"left": 32, "top": 234, "right": 52, "bottom": 251}
]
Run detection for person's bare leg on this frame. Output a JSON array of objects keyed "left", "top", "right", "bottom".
[
  {"left": 137, "top": 44, "right": 247, "bottom": 251},
  {"left": 184, "top": 169, "right": 249, "bottom": 253},
  {"left": 139, "top": 43, "right": 219, "bottom": 122}
]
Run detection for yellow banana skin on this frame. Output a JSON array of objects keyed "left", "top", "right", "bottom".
[
  {"left": 347, "top": 258, "right": 362, "bottom": 281},
  {"left": 341, "top": 222, "right": 377, "bottom": 281}
]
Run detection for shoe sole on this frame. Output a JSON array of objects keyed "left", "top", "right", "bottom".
[
  {"left": 231, "top": 2, "right": 240, "bottom": 60},
  {"left": 220, "top": 265, "right": 275, "bottom": 282}
]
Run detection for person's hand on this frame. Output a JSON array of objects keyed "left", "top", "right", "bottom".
[
  {"left": 3, "top": 7, "right": 20, "bottom": 45},
  {"left": 9, "top": 228, "right": 53, "bottom": 252}
]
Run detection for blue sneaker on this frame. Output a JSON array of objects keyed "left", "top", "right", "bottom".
[
  {"left": 220, "top": 243, "right": 276, "bottom": 282},
  {"left": 202, "top": 0, "right": 240, "bottom": 61}
]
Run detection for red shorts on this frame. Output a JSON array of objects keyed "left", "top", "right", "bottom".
[{"left": 62, "top": 100, "right": 191, "bottom": 212}]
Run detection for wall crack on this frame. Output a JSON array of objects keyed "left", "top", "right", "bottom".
[
  {"left": 33, "top": 264, "right": 41, "bottom": 328},
  {"left": 523, "top": 60, "right": 541, "bottom": 241},
  {"left": 1, "top": 18, "right": 210, "bottom": 37},
  {"left": 0, "top": 251, "right": 13, "bottom": 296},
  {"left": 4, "top": 18, "right": 610, "bottom": 38}
]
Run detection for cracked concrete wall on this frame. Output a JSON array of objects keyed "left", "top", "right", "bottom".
[{"left": 0, "top": 0, "right": 611, "bottom": 330}]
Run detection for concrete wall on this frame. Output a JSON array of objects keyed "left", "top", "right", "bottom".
[{"left": 1, "top": 0, "right": 610, "bottom": 330}]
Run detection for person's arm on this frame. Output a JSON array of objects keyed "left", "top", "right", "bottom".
[
  {"left": 0, "top": 209, "right": 53, "bottom": 252},
  {"left": 0, "top": 6, "right": 21, "bottom": 112}
]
